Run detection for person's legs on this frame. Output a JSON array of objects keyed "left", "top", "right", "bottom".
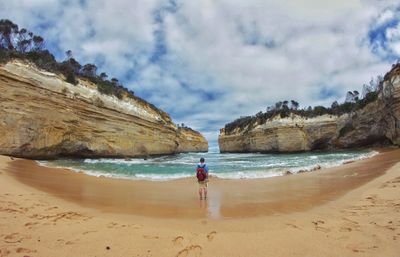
[
  {"left": 198, "top": 187, "right": 203, "bottom": 199},
  {"left": 198, "top": 182, "right": 203, "bottom": 199},
  {"left": 198, "top": 182, "right": 208, "bottom": 200}
]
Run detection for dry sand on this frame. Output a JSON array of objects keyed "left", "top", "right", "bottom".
[{"left": 0, "top": 149, "right": 399, "bottom": 257}]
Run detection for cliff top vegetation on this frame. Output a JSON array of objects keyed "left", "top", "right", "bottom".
[
  {"left": 223, "top": 62, "right": 400, "bottom": 135},
  {"left": 0, "top": 19, "right": 172, "bottom": 122}
]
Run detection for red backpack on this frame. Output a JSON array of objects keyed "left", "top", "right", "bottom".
[{"left": 196, "top": 166, "right": 207, "bottom": 182}]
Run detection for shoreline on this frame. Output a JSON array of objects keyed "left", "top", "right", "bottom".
[
  {"left": 35, "top": 148, "right": 380, "bottom": 182},
  {"left": 3, "top": 148, "right": 399, "bottom": 219},
  {"left": 0, "top": 149, "right": 399, "bottom": 256}
]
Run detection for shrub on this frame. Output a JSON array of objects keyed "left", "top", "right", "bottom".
[
  {"left": 0, "top": 48, "right": 10, "bottom": 63},
  {"left": 25, "top": 50, "right": 58, "bottom": 72},
  {"left": 65, "top": 71, "right": 78, "bottom": 85}
]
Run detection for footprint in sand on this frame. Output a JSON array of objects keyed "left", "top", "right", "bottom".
[
  {"left": 339, "top": 227, "right": 352, "bottom": 232},
  {"left": 346, "top": 244, "right": 366, "bottom": 253},
  {"left": 24, "top": 222, "right": 40, "bottom": 229},
  {"left": 312, "top": 220, "right": 330, "bottom": 233},
  {"left": 82, "top": 230, "right": 97, "bottom": 235},
  {"left": 340, "top": 218, "right": 360, "bottom": 232},
  {"left": 107, "top": 222, "right": 127, "bottom": 228},
  {"left": 206, "top": 231, "right": 217, "bottom": 241},
  {"left": 30, "top": 211, "right": 89, "bottom": 223},
  {"left": 16, "top": 247, "right": 37, "bottom": 254},
  {"left": 380, "top": 177, "right": 400, "bottom": 188},
  {"left": 129, "top": 224, "right": 142, "bottom": 229},
  {"left": 176, "top": 245, "right": 202, "bottom": 257},
  {"left": 286, "top": 223, "right": 300, "bottom": 229},
  {"left": 107, "top": 222, "right": 118, "bottom": 228},
  {"left": 45, "top": 206, "right": 59, "bottom": 211},
  {"left": 143, "top": 235, "right": 160, "bottom": 239},
  {"left": 172, "top": 236, "right": 184, "bottom": 246},
  {"left": 0, "top": 249, "right": 10, "bottom": 256},
  {"left": 65, "top": 240, "right": 76, "bottom": 245},
  {"left": 346, "top": 243, "right": 378, "bottom": 253},
  {"left": 3, "top": 233, "right": 30, "bottom": 243}
]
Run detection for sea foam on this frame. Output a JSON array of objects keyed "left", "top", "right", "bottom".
[{"left": 38, "top": 150, "right": 379, "bottom": 181}]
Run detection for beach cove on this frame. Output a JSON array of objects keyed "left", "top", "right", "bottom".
[{"left": 1, "top": 149, "right": 399, "bottom": 257}]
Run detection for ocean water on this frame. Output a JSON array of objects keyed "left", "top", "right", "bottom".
[{"left": 39, "top": 148, "right": 378, "bottom": 181}]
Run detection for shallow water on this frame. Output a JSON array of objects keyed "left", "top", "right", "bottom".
[{"left": 39, "top": 149, "right": 378, "bottom": 181}]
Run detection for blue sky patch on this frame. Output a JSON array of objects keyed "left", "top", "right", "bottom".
[{"left": 368, "top": 5, "right": 400, "bottom": 61}]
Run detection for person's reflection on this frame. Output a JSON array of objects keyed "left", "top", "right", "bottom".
[{"left": 199, "top": 197, "right": 209, "bottom": 213}]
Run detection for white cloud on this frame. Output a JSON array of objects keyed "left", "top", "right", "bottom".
[{"left": 0, "top": 0, "right": 398, "bottom": 145}]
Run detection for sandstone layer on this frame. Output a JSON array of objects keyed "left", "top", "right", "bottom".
[
  {"left": 176, "top": 127, "right": 209, "bottom": 153},
  {"left": 0, "top": 60, "right": 208, "bottom": 158},
  {"left": 219, "top": 65, "right": 400, "bottom": 153}
]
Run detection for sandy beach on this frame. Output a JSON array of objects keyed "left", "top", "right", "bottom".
[{"left": 0, "top": 149, "right": 400, "bottom": 257}]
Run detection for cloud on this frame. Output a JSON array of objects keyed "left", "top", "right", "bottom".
[
  {"left": 368, "top": 5, "right": 400, "bottom": 61},
  {"left": 0, "top": 0, "right": 398, "bottom": 146}
]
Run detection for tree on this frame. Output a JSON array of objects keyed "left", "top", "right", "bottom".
[
  {"left": 111, "top": 77, "right": 119, "bottom": 85},
  {"left": 345, "top": 91, "right": 355, "bottom": 103},
  {"left": 290, "top": 100, "right": 299, "bottom": 110},
  {"left": 16, "top": 28, "right": 32, "bottom": 52},
  {"left": 353, "top": 90, "right": 359, "bottom": 102},
  {"left": 313, "top": 106, "right": 328, "bottom": 116},
  {"left": 17, "top": 38, "right": 31, "bottom": 53},
  {"left": 275, "top": 101, "right": 283, "bottom": 110},
  {"left": 65, "top": 50, "right": 73, "bottom": 60},
  {"left": 59, "top": 58, "right": 81, "bottom": 85},
  {"left": 0, "top": 19, "right": 18, "bottom": 50},
  {"left": 362, "top": 83, "right": 372, "bottom": 98},
  {"left": 331, "top": 101, "right": 339, "bottom": 109},
  {"left": 81, "top": 63, "right": 97, "bottom": 78},
  {"left": 376, "top": 75, "right": 384, "bottom": 91},
  {"left": 32, "top": 35, "right": 44, "bottom": 51},
  {"left": 99, "top": 72, "right": 108, "bottom": 81}
]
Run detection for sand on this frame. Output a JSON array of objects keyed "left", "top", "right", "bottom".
[{"left": 0, "top": 149, "right": 399, "bottom": 257}]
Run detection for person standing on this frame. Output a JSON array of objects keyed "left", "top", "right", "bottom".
[{"left": 196, "top": 157, "right": 209, "bottom": 200}]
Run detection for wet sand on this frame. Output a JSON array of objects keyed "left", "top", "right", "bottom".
[
  {"left": 5, "top": 149, "right": 400, "bottom": 218},
  {"left": 0, "top": 149, "right": 399, "bottom": 256}
]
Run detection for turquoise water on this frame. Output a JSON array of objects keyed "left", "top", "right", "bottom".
[{"left": 39, "top": 149, "right": 378, "bottom": 181}]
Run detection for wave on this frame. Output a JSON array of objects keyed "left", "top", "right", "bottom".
[{"left": 37, "top": 150, "right": 379, "bottom": 181}]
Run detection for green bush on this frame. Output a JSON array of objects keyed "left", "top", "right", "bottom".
[
  {"left": 65, "top": 71, "right": 77, "bottom": 85},
  {"left": 97, "top": 80, "right": 115, "bottom": 95},
  {"left": 0, "top": 48, "right": 10, "bottom": 63},
  {"left": 25, "top": 50, "right": 58, "bottom": 72}
]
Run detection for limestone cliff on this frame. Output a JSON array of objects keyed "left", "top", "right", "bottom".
[
  {"left": 219, "top": 65, "right": 400, "bottom": 153},
  {"left": 0, "top": 60, "right": 208, "bottom": 158},
  {"left": 176, "top": 127, "right": 208, "bottom": 153}
]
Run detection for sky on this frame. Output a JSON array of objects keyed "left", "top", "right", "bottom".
[{"left": 1, "top": 0, "right": 399, "bottom": 147}]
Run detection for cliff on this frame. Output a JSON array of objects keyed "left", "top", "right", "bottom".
[
  {"left": 0, "top": 60, "right": 208, "bottom": 158},
  {"left": 219, "top": 65, "right": 400, "bottom": 153},
  {"left": 176, "top": 127, "right": 209, "bottom": 153}
]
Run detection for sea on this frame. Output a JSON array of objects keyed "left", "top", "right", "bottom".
[{"left": 38, "top": 146, "right": 378, "bottom": 181}]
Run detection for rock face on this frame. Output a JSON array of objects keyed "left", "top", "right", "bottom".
[
  {"left": 0, "top": 60, "right": 208, "bottom": 158},
  {"left": 176, "top": 127, "right": 209, "bottom": 153},
  {"left": 219, "top": 65, "right": 400, "bottom": 153}
]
